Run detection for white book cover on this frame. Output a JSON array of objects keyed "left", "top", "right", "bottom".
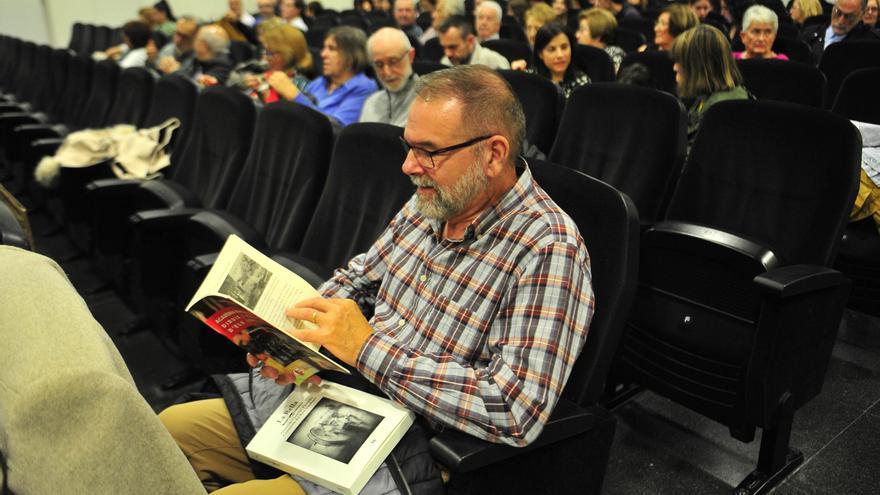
[{"left": 246, "top": 381, "right": 415, "bottom": 495}]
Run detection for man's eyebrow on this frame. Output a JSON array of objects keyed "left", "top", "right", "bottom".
[{"left": 403, "top": 135, "right": 438, "bottom": 148}]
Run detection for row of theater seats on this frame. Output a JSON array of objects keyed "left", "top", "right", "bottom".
[{"left": 0, "top": 29, "right": 875, "bottom": 494}]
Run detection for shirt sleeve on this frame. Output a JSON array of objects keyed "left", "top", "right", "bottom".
[
  {"left": 326, "top": 78, "right": 378, "bottom": 127},
  {"left": 356, "top": 240, "right": 594, "bottom": 447}
]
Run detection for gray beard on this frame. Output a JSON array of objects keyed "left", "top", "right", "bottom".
[{"left": 410, "top": 161, "right": 489, "bottom": 221}]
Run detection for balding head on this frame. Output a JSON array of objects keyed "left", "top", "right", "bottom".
[
  {"left": 195, "top": 24, "right": 230, "bottom": 61},
  {"left": 368, "top": 27, "right": 415, "bottom": 91}
]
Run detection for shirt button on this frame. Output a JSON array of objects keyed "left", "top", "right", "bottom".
[
  {"left": 420, "top": 274, "right": 427, "bottom": 282},
  {"left": 397, "top": 319, "right": 405, "bottom": 327}
]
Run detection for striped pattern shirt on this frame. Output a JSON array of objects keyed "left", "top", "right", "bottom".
[{"left": 319, "top": 165, "right": 594, "bottom": 447}]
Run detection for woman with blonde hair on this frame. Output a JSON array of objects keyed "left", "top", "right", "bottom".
[
  {"left": 788, "top": 0, "right": 822, "bottom": 26},
  {"left": 576, "top": 8, "right": 626, "bottom": 71},
  {"left": 654, "top": 3, "right": 699, "bottom": 51},
  {"left": 671, "top": 24, "right": 748, "bottom": 142},
  {"left": 231, "top": 24, "right": 314, "bottom": 103},
  {"left": 525, "top": 2, "right": 558, "bottom": 46}
]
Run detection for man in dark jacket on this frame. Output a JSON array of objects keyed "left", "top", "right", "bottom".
[
  {"left": 801, "top": 0, "right": 880, "bottom": 62},
  {"left": 173, "top": 24, "right": 235, "bottom": 85}
]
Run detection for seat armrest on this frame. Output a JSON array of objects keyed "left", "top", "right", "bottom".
[
  {"left": 129, "top": 207, "right": 202, "bottom": 228},
  {"left": 14, "top": 123, "right": 67, "bottom": 142},
  {"left": 0, "top": 112, "right": 45, "bottom": 128},
  {"left": 429, "top": 400, "right": 604, "bottom": 473},
  {"left": 753, "top": 265, "right": 846, "bottom": 299},
  {"left": 86, "top": 178, "right": 141, "bottom": 196},
  {"left": 649, "top": 220, "right": 780, "bottom": 270}
]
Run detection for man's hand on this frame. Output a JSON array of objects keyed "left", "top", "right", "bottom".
[
  {"left": 246, "top": 353, "right": 323, "bottom": 386},
  {"left": 510, "top": 59, "right": 528, "bottom": 71},
  {"left": 198, "top": 74, "right": 219, "bottom": 87},
  {"left": 267, "top": 71, "right": 300, "bottom": 100},
  {"left": 285, "top": 297, "right": 374, "bottom": 367}
]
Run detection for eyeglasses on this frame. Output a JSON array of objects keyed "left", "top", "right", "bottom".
[
  {"left": 371, "top": 53, "right": 408, "bottom": 71},
  {"left": 400, "top": 134, "right": 493, "bottom": 169},
  {"left": 831, "top": 6, "right": 861, "bottom": 22}
]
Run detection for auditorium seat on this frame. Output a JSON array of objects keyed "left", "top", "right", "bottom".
[
  {"left": 620, "top": 50, "right": 676, "bottom": 94},
  {"left": 818, "top": 40, "right": 880, "bottom": 108},
  {"left": 612, "top": 27, "right": 647, "bottom": 54},
  {"left": 432, "top": 161, "right": 639, "bottom": 495},
  {"left": 482, "top": 39, "right": 531, "bottom": 65},
  {"left": 831, "top": 67, "right": 880, "bottom": 124},
  {"left": 549, "top": 83, "right": 687, "bottom": 223},
  {"left": 498, "top": 70, "right": 564, "bottom": 157},
  {"left": 610, "top": 99, "right": 860, "bottom": 495},
  {"left": 572, "top": 45, "right": 615, "bottom": 83},
  {"left": 737, "top": 59, "right": 826, "bottom": 107}
]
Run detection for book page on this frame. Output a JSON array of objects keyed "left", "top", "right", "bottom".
[{"left": 186, "top": 235, "right": 348, "bottom": 376}]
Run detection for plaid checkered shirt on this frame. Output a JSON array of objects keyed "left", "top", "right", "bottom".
[{"left": 319, "top": 164, "right": 594, "bottom": 447}]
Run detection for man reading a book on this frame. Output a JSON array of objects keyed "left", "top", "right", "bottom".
[{"left": 160, "top": 65, "right": 594, "bottom": 493}]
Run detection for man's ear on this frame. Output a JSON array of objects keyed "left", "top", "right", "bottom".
[
  {"left": 484, "top": 135, "right": 511, "bottom": 177},
  {"left": 407, "top": 47, "right": 416, "bottom": 63}
]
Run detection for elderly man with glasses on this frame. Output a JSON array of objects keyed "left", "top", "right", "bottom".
[
  {"left": 159, "top": 65, "right": 594, "bottom": 493},
  {"left": 801, "top": 0, "right": 880, "bottom": 61},
  {"left": 360, "top": 27, "right": 420, "bottom": 126}
]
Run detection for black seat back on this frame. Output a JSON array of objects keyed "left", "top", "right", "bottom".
[
  {"left": 168, "top": 86, "right": 257, "bottom": 210},
  {"left": 670, "top": 99, "right": 861, "bottom": 266},
  {"left": 482, "top": 39, "right": 531, "bottom": 64},
  {"left": 831, "top": 67, "right": 880, "bottom": 125},
  {"left": 142, "top": 74, "right": 200, "bottom": 151},
  {"left": 73, "top": 59, "right": 120, "bottom": 130},
  {"left": 412, "top": 59, "right": 448, "bottom": 75},
  {"left": 297, "top": 123, "right": 411, "bottom": 274},
  {"left": 498, "top": 70, "right": 564, "bottom": 156},
  {"left": 224, "top": 101, "right": 335, "bottom": 251},
  {"left": 423, "top": 37, "right": 444, "bottom": 62},
  {"left": 620, "top": 50, "right": 676, "bottom": 94},
  {"left": 105, "top": 67, "right": 157, "bottom": 127},
  {"left": 229, "top": 40, "right": 257, "bottom": 64},
  {"left": 818, "top": 40, "right": 880, "bottom": 108},
  {"left": 736, "top": 59, "right": 826, "bottom": 107},
  {"left": 572, "top": 45, "right": 615, "bottom": 83},
  {"left": 531, "top": 161, "right": 640, "bottom": 405},
  {"left": 612, "top": 27, "right": 647, "bottom": 53},
  {"left": 550, "top": 83, "right": 687, "bottom": 223},
  {"left": 56, "top": 56, "right": 94, "bottom": 126}
]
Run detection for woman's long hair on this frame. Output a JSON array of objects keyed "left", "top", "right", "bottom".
[
  {"left": 533, "top": 22, "right": 577, "bottom": 83},
  {"left": 671, "top": 24, "right": 743, "bottom": 99}
]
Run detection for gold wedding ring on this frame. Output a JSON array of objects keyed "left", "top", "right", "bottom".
[{"left": 311, "top": 310, "right": 318, "bottom": 324}]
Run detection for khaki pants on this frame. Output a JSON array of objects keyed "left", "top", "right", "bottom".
[{"left": 159, "top": 398, "right": 306, "bottom": 495}]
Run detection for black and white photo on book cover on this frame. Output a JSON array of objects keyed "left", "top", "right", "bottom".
[
  {"left": 286, "top": 397, "right": 384, "bottom": 464},
  {"left": 219, "top": 252, "right": 272, "bottom": 310}
]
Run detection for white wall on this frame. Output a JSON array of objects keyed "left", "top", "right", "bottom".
[{"left": 1, "top": 0, "right": 354, "bottom": 48}]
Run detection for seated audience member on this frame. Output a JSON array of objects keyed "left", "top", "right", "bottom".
[
  {"left": 376, "top": 0, "right": 393, "bottom": 13},
  {"left": 270, "top": 26, "right": 377, "bottom": 126},
  {"left": 307, "top": 1, "right": 325, "bottom": 19},
  {"left": 525, "top": 2, "right": 557, "bottom": 47},
  {"left": 533, "top": 22, "right": 591, "bottom": 98},
  {"left": 149, "top": 15, "right": 198, "bottom": 75},
  {"left": 439, "top": 16, "right": 511, "bottom": 69},
  {"left": 139, "top": 6, "right": 160, "bottom": 29},
  {"left": 280, "top": 0, "right": 309, "bottom": 31},
  {"left": 356, "top": 0, "right": 376, "bottom": 14},
  {"left": 230, "top": 23, "right": 313, "bottom": 103},
  {"left": 227, "top": 0, "right": 257, "bottom": 27},
  {"left": 789, "top": 0, "right": 823, "bottom": 27},
  {"left": 159, "top": 64, "right": 594, "bottom": 492},
  {"left": 654, "top": 3, "right": 699, "bottom": 50},
  {"left": 596, "top": 0, "right": 643, "bottom": 22},
  {"left": 801, "top": 0, "right": 880, "bottom": 60},
  {"left": 508, "top": 0, "right": 530, "bottom": 26},
  {"left": 734, "top": 5, "right": 789, "bottom": 60},
  {"left": 360, "top": 27, "right": 419, "bottom": 126},
  {"left": 395, "top": 0, "right": 424, "bottom": 39},
  {"left": 117, "top": 20, "right": 153, "bottom": 68},
  {"left": 421, "top": 0, "right": 466, "bottom": 44},
  {"left": 865, "top": 0, "right": 879, "bottom": 28},
  {"left": 552, "top": 0, "right": 571, "bottom": 25},
  {"left": 672, "top": 24, "right": 749, "bottom": 144},
  {"left": 151, "top": 2, "right": 178, "bottom": 36},
  {"left": 690, "top": 0, "right": 713, "bottom": 21},
  {"left": 576, "top": 8, "right": 627, "bottom": 71},
  {"left": 476, "top": 1, "right": 504, "bottom": 42},
  {"left": 221, "top": 0, "right": 261, "bottom": 45},
  {"left": 173, "top": 24, "right": 235, "bottom": 86},
  {"left": 255, "top": 0, "right": 280, "bottom": 25}
]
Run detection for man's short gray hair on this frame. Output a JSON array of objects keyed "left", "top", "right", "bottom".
[
  {"left": 742, "top": 5, "right": 778, "bottom": 32},
  {"left": 477, "top": 1, "right": 503, "bottom": 22},
  {"left": 442, "top": 0, "right": 467, "bottom": 17},
  {"left": 197, "top": 25, "right": 231, "bottom": 54},
  {"left": 367, "top": 27, "right": 413, "bottom": 59},
  {"left": 415, "top": 65, "right": 526, "bottom": 166}
]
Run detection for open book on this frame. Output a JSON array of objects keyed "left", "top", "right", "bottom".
[
  {"left": 185, "top": 234, "right": 348, "bottom": 385},
  {"left": 247, "top": 381, "right": 415, "bottom": 495}
]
